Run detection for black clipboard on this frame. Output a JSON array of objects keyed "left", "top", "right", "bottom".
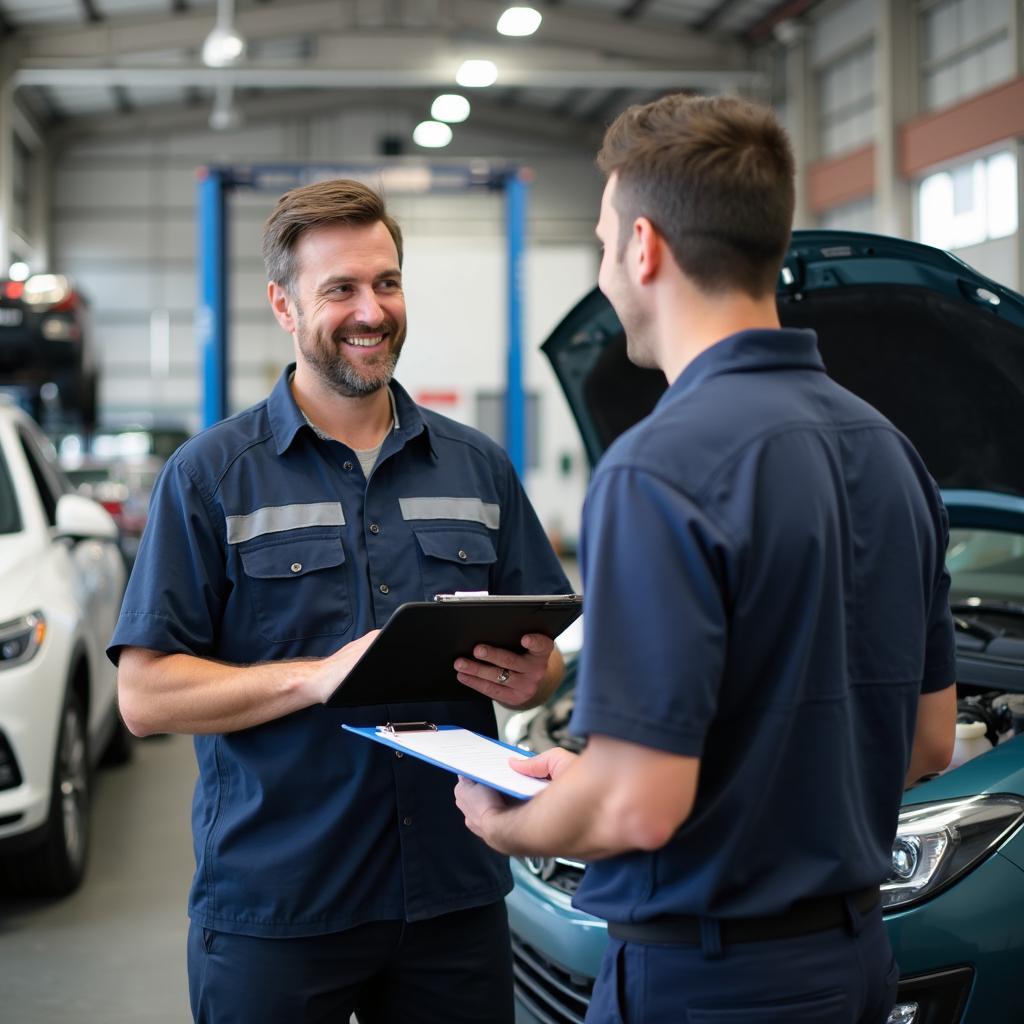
[{"left": 324, "top": 594, "right": 583, "bottom": 708}]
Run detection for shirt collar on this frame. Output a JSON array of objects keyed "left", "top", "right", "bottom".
[
  {"left": 267, "top": 364, "right": 432, "bottom": 456},
  {"left": 667, "top": 328, "right": 824, "bottom": 402}
]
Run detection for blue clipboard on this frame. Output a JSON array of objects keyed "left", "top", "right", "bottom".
[{"left": 341, "top": 723, "right": 546, "bottom": 800}]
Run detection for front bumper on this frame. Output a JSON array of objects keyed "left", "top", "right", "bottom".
[
  {"left": 506, "top": 859, "right": 605, "bottom": 1024},
  {"left": 0, "top": 633, "right": 67, "bottom": 843},
  {"left": 508, "top": 849, "right": 1024, "bottom": 1024}
]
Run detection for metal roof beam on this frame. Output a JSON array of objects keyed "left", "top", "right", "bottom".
[
  {"left": 18, "top": 62, "right": 761, "bottom": 91},
  {"left": 19, "top": 0, "right": 750, "bottom": 68},
  {"left": 49, "top": 87, "right": 607, "bottom": 150}
]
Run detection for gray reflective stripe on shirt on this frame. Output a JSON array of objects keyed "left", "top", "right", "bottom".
[
  {"left": 226, "top": 502, "right": 346, "bottom": 544},
  {"left": 399, "top": 497, "right": 500, "bottom": 529}
]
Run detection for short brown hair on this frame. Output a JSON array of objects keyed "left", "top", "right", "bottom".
[
  {"left": 597, "top": 94, "right": 795, "bottom": 298},
  {"left": 261, "top": 178, "right": 404, "bottom": 293}
]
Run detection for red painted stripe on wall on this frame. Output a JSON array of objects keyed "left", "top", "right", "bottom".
[
  {"left": 901, "top": 75, "right": 1024, "bottom": 178},
  {"left": 807, "top": 144, "right": 875, "bottom": 214}
]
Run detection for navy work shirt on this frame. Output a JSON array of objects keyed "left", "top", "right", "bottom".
[
  {"left": 570, "top": 329, "right": 955, "bottom": 924},
  {"left": 109, "top": 366, "right": 569, "bottom": 938}
]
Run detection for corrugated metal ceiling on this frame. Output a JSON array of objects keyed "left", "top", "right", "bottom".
[{"left": 2, "top": 0, "right": 811, "bottom": 142}]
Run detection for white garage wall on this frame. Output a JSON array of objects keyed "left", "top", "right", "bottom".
[{"left": 53, "top": 108, "right": 603, "bottom": 546}]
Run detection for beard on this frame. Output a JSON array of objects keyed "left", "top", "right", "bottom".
[{"left": 295, "top": 309, "right": 406, "bottom": 398}]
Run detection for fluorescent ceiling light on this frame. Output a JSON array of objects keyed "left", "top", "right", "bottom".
[
  {"left": 431, "top": 94, "right": 471, "bottom": 123},
  {"left": 456, "top": 60, "right": 498, "bottom": 88},
  {"left": 202, "top": 0, "right": 246, "bottom": 68},
  {"left": 413, "top": 121, "right": 453, "bottom": 148},
  {"left": 497, "top": 7, "right": 543, "bottom": 36},
  {"left": 202, "top": 26, "right": 246, "bottom": 67}
]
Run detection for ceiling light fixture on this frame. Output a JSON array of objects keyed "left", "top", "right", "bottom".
[
  {"left": 413, "top": 120, "right": 454, "bottom": 148},
  {"left": 456, "top": 60, "right": 498, "bottom": 88},
  {"left": 7, "top": 262, "right": 30, "bottom": 282},
  {"left": 497, "top": 7, "right": 543, "bottom": 37},
  {"left": 202, "top": 0, "right": 247, "bottom": 68},
  {"left": 431, "top": 94, "right": 471, "bottom": 123}
]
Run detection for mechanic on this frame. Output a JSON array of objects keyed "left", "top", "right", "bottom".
[
  {"left": 109, "top": 178, "right": 569, "bottom": 1024},
  {"left": 455, "top": 94, "right": 957, "bottom": 1023}
]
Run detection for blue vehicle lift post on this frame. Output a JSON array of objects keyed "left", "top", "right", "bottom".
[{"left": 196, "top": 163, "right": 530, "bottom": 477}]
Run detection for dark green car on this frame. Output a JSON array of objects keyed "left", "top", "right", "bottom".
[{"left": 507, "top": 230, "right": 1024, "bottom": 1024}]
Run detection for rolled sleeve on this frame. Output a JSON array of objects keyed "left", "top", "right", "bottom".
[
  {"left": 569, "top": 466, "right": 730, "bottom": 757},
  {"left": 107, "top": 455, "right": 227, "bottom": 664}
]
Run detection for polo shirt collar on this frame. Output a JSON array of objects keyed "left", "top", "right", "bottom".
[
  {"left": 266, "top": 364, "right": 432, "bottom": 456},
  {"left": 668, "top": 327, "right": 824, "bottom": 402}
]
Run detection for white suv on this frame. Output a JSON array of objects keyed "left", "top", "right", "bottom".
[{"left": 0, "top": 399, "right": 127, "bottom": 896}]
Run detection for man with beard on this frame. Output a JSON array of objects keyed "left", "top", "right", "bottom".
[
  {"left": 455, "top": 95, "right": 956, "bottom": 1022},
  {"left": 109, "top": 179, "right": 569, "bottom": 1024}
]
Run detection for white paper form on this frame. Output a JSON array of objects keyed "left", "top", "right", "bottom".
[{"left": 376, "top": 728, "right": 550, "bottom": 799}]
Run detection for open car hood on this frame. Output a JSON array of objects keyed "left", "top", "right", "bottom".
[{"left": 542, "top": 230, "right": 1024, "bottom": 499}]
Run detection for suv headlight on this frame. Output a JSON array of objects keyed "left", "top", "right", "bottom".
[
  {"left": 882, "top": 795, "right": 1024, "bottom": 911},
  {"left": 0, "top": 612, "right": 46, "bottom": 669}
]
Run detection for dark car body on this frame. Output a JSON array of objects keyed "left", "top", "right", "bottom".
[
  {"left": 0, "top": 275, "right": 97, "bottom": 429},
  {"left": 508, "top": 230, "right": 1024, "bottom": 1024}
]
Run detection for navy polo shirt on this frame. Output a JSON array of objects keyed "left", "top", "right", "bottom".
[
  {"left": 570, "top": 328, "right": 955, "bottom": 924},
  {"left": 108, "top": 366, "right": 569, "bottom": 938}
]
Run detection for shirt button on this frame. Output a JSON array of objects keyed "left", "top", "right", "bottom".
[
  {"left": 403, "top": 816, "right": 413, "bottom": 826},
  {"left": 290, "top": 562, "right": 302, "bottom": 573},
  {"left": 458, "top": 550, "right": 468, "bottom": 560},
  {"left": 379, "top": 583, "right": 390, "bottom": 594},
  {"left": 395, "top": 751, "right": 404, "bottom": 759},
  {"left": 343, "top": 461, "right": 353, "bottom": 471},
  {"left": 369, "top": 523, "right": 380, "bottom": 534}
]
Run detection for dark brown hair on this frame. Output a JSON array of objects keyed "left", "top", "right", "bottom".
[
  {"left": 261, "top": 178, "right": 404, "bottom": 293},
  {"left": 597, "top": 93, "right": 795, "bottom": 297}
]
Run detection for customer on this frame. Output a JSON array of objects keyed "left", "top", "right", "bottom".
[
  {"left": 111, "top": 178, "right": 569, "bottom": 1024},
  {"left": 455, "top": 94, "right": 956, "bottom": 1023}
]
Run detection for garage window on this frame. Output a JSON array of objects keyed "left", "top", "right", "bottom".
[{"left": 916, "top": 150, "right": 1018, "bottom": 251}]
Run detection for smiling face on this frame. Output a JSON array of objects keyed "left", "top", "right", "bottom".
[
  {"left": 283, "top": 220, "right": 407, "bottom": 398},
  {"left": 596, "top": 174, "right": 657, "bottom": 370}
]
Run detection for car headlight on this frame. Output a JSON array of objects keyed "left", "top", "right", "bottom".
[
  {"left": 882, "top": 794, "right": 1024, "bottom": 911},
  {"left": 0, "top": 612, "right": 46, "bottom": 669}
]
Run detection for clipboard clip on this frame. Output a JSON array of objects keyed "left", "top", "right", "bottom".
[{"left": 382, "top": 721, "right": 438, "bottom": 734}]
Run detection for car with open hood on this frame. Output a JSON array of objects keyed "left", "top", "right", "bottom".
[{"left": 506, "top": 230, "right": 1024, "bottom": 1024}]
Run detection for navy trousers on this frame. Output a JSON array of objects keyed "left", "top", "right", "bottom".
[
  {"left": 187, "top": 900, "right": 514, "bottom": 1024},
  {"left": 587, "top": 900, "right": 899, "bottom": 1024}
]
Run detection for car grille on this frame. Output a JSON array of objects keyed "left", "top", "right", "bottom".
[
  {"left": 525, "top": 856, "right": 585, "bottom": 897},
  {"left": 511, "top": 934, "right": 593, "bottom": 1024}
]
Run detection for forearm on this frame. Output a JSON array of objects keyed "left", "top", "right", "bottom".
[
  {"left": 905, "top": 683, "right": 957, "bottom": 787},
  {"left": 117, "top": 648, "right": 328, "bottom": 736},
  {"left": 479, "top": 752, "right": 678, "bottom": 860}
]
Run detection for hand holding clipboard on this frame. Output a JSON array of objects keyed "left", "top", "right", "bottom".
[{"left": 324, "top": 594, "right": 582, "bottom": 708}]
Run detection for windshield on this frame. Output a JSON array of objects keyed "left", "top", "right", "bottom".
[
  {"left": 0, "top": 449, "right": 22, "bottom": 535},
  {"left": 947, "top": 527, "right": 1024, "bottom": 610}
]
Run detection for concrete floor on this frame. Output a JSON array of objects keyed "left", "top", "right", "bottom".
[{"left": 0, "top": 734, "right": 197, "bottom": 1024}]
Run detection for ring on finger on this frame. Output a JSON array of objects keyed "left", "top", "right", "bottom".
[{"left": 496, "top": 668, "right": 510, "bottom": 684}]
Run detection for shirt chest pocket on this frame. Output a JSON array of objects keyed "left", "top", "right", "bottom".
[
  {"left": 238, "top": 534, "right": 352, "bottom": 643},
  {"left": 413, "top": 528, "right": 497, "bottom": 599}
]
